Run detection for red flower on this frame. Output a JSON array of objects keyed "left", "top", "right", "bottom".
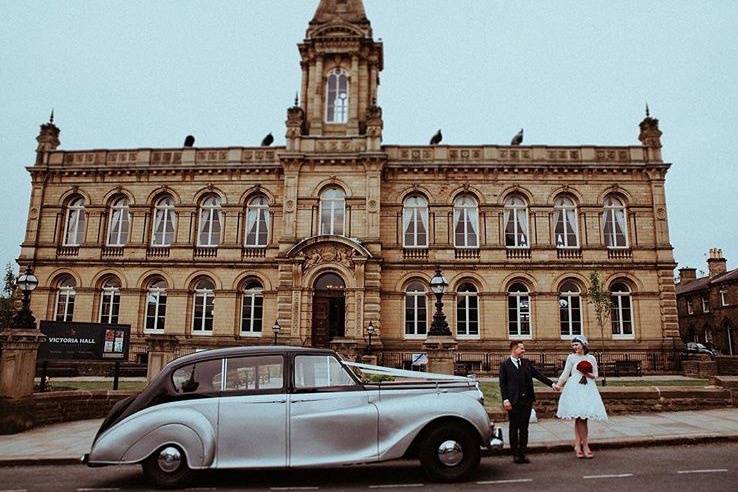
[{"left": 576, "top": 360, "right": 593, "bottom": 384}]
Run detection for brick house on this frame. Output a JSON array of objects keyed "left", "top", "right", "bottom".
[
  {"left": 16, "top": 0, "right": 679, "bottom": 369},
  {"left": 677, "top": 249, "right": 738, "bottom": 355}
]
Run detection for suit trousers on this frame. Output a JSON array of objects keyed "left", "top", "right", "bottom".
[{"left": 508, "top": 400, "right": 533, "bottom": 456}]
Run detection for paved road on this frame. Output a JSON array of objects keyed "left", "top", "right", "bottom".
[{"left": 1, "top": 443, "right": 737, "bottom": 491}]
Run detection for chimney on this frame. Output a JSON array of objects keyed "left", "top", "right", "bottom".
[
  {"left": 707, "top": 248, "right": 727, "bottom": 278},
  {"left": 678, "top": 267, "right": 697, "bottom": 285}
]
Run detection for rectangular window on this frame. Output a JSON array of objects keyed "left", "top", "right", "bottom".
[
  {"left": 687, "top": 299, "right": 694, "bottom": 315},
  {"left": 241, "top": 294, "right": 264, "bottom": 333},
  {"left": 456, "top": 294, "right": 479, "bottom": 336},
  {"left": 702, "top": 297, "right": 710, "bottom": 313},
  {"left": 145, "top": 292, "right": 167, "bottom": 331},
  {"left": 193, "top": 293, "right": 214, "bottom": 333},
  {"left": 405, "top": 294, "right": 427, "bottom": 336},
  {"left": 721, "top": 289, "right": 728, "bottom": 307},
  {"left": 99, "top": 292, "right": 120, "bottom": 324},
  {"left": 224, "top": 355, "right": 283, "bottom": 393},
  {"left": 294, "top": 355, "right": 356, "bottom": 389}
]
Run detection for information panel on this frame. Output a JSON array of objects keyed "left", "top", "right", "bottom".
[{"left": 38, "top": 321, "right": 131, "bottom": 360}]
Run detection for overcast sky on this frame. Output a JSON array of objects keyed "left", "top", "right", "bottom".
[{"left": 1, "top": 1, "right": 736, "bottom": 279}]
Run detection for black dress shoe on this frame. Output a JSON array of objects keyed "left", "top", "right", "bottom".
[
  {"left": 513, "top": 455, "right": 523, "bottom": 464},
  {"left": 518, "top": 455, "right": 531, "bottom": 464}
]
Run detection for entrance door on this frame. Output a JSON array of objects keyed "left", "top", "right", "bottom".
[{"left": 311, "top": 272, "right": 346, "bottom": 348}]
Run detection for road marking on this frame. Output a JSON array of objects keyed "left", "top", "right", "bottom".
[
  {"left": 369, "top": 485, "right": 424, "bottom": 489},
  {"left": 582, "top": 474, "right": 633, "bottom": 479},
  {"left": 476, "top": 479, "right": 533, "bottom": 485},
  {"left": 677, "top": 469, "right": 728, "bottom": 474},
  {"left": 76, "top": 489, "right": 120, "bottom": 492}
]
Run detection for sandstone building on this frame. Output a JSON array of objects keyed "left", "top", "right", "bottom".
[
  {"left": 676, "top": 249, "right": 738, "bottom": 355},
  {"left": 18, "top": 0, "right": 679, "bottom": 371}
]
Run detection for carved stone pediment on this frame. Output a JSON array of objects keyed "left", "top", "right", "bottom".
[
  {"left": 302, "top": 243, "right": 357, "bottom": 272},
  {"left": 286, "top": 235, "right": 372, "bottom": 272}
]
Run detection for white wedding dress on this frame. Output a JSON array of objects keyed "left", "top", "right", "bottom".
[{"left": 556, "top": 353, "right": 608, "bottom": 421}]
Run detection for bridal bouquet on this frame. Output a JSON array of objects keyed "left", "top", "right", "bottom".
[{"left": 576, "top": 360, "right": 593, "bottom": 384}]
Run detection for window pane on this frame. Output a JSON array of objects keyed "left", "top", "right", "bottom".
[
  {"left": 294, "top": 355, "right": 356, "bottom": 389},
  {"left": 172, "top": 359, "right": 223, "bottom": 394},
  {"left": 224, "top": 355, "right": 283, "bottom": 392}
]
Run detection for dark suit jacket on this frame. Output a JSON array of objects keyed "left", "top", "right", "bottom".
[{"left": 499, "top": 357, "right": 554, "bottom": 406}]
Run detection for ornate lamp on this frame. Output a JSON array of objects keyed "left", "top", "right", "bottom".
[
  {"left": 367, "top": 320, "right": 375, "bottom": 353},
  {"left": 13, "top": 266, "right": 39, "bottom": 328},
  {"left": 428, "top": 266, "right": 451, "bottom": 336},
  {"left": 272, "top": 320, "right": 281, "bottom": 345}
]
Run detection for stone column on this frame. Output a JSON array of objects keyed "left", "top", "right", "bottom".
[
  {"left": 423, "top": 336, "right": 459, "bottom": 375},
  {"left": 146, "top": 334, "right": 179, "bottom": 381},
  {"left": 0, "top": 329, "right": 46, "bottom": 399}
]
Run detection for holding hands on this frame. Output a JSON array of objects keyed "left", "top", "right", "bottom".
[{"left": 552, "top": 383, "right": 561, "bottom": 391}]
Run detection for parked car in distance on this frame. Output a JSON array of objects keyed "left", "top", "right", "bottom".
[
  {"left": 84, "top": 346, "right": 501, "bottom": 488},
  {"left": 683, "top": 342, "right": 717, "bottom": 358}
]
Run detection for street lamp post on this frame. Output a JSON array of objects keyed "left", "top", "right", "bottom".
[
  {"left": 272, "top": 320, "right": 281, "bottom": 345},
  {"left": 13, "top": 266, "right": 39, "bottom": 329},
  {"left": 367, "top": 320, "right": 375, "bottom": 353},
  {"left": 429, "top": 266, "right": 451, "bottom": 337}
]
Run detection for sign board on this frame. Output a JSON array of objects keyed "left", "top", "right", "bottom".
[
  {"left": 411, "top": 353, "right": 428, "bottom": 366},
  {"left": 38, "top": 321, "right": 131, "bottom": 361}
]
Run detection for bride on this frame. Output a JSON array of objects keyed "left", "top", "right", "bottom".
[{"left": 553, "top": 335, "right": 607, "bottom": 458}]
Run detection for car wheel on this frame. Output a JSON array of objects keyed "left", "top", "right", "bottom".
[
  {"left": 418, "top": 424, "right": 481, "bottom": 482},
  {"left": 141, "top": 445, "right": 194, "bottom": 489}
]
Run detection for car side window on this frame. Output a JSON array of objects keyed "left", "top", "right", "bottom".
[
  {"left": 172, "top": 359, "right": 223, "bottom": 395},
  {"left": 224, "top": 355, "right": 284, "bottom": 393},
  {"left": 294, "top": 355, "right": 358, "bottom": 390}
]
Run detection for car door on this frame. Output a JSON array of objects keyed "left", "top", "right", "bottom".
[
  {"left": 289, "top": 354, "right": 378, "bottom": 466},
  {"left": 216, "top": 354, "right": 287, "bottom": 468}
]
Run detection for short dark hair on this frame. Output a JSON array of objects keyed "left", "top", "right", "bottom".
[{"left": 510, "top": 340, "right": 523, "bottom": 350}]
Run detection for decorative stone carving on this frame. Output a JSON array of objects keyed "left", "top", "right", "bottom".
[{"left": 302, "top": 244, "right": 357, "bottom": 272}]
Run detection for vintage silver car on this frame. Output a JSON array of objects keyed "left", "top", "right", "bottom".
[{"left": 84, "top": 346, "right": 502, "bottom": 488}]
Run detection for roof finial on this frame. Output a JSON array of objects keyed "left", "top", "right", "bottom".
[
  {"left": 294, "top": 92, "right": 299, "bottom": 107},
  {"left": 49, "top": 108, "right": 54, "bottom": 124},
  {"left": 645, "top": 103, "right": 650, "bottom": 118}
]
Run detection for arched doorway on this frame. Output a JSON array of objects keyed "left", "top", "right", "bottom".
[{"left": 311, "top": 272, "right": 346, "bottom": 347}]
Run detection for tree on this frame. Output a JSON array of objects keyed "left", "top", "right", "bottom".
[
  {"left": 0, "top": 263, "right": 19, "bottom": 329},
  {"left": 586, "top": 271, "right": 614, "bottom": 386}
]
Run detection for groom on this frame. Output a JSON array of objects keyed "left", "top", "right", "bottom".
[{"left": 499, "top": 341, "right": 557, "bottom": 463}]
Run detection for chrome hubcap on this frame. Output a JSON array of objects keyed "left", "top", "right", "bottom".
[
  {"left": 157, "top": 446, "right": 182, "bottom": 473},
  {"left": 437, "top": 439, "right": 463, "bottom": 467}
]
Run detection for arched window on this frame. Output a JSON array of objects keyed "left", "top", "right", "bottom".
[
  {"left": 145, "top": 278, "right": 167, "bottom": 332},
  {"left": 554, "top": 196, "right": 579, "bottom": 248},
  {"left": 456, "top": 282, "right": 479, "bottom": 337},
  {"left": 198, "top": 195, "right": 222, "bottom": 247},
  {"left": 403, "top": 195, "right": 429, "bottom": 248},
  {"left": 405, "top": 281, "right": 428, "bottom": 337},
  {"left": 603, "top": 195, "right": 628, "bottom": 248},
  {"left": 192, "top": 278, "right": 215, "bottom": 333},
  {"left": 54, "top": 276, "right": 76, "bottom": 322},
  {"left": 326, "top": 68, "right": 349, "bottom": 124},
  {"left": 99, "top": 277, "right": 121, "bottom": 324},
  {"left": 454, "top": 195, "right": 479, "bottom": 248},
  {"left": 152, "top": 195, "right": 176, "bottom": 247},
  {"left": 245, "top": 195, "right": 269, "bottom": 247},
  {"left": 611, "top": 282, "right": 634, "bottom": 336},
  {"left": 241, "top": 280, "right": 264, "bottom": 334},
  {"left": 559, "top": 281, "right": 582, "bottom": 338},
  {"left": 504, "top": 195, "right": 529, "bottom": 248},
  {"left": 106, "top": 196, "right": 130, "bottom": 246},
  {"left": 319, "top": 187, "right": 345, "bottom": 236},
  {"left": 63, "top": 197, "right": 86, "bottom": 246},
  {"left": 507, "top": 283, "right": 531, "bottom": 337}
]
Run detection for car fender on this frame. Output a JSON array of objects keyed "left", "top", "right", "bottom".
[
  {"left": 375, "top": 392, "right": 490, "bottom": 460},
  {"left": 88, "top": 407, "right": 216, "bottom": 468}
]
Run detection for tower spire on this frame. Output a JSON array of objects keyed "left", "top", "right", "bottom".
[{"left": 311, "top": 0, "right": 368, "bottom": 25}]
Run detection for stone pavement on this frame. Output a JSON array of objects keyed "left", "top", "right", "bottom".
[{"left": 1, "top": 408, "right": 737, "bottom": 465}]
